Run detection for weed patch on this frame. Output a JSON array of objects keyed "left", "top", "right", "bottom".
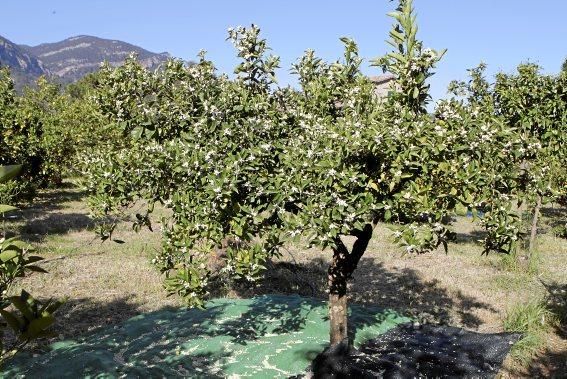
[{"left": 503, "top": 300, "right": 558, "bottom": 365}]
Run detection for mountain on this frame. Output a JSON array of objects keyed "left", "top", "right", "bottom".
[
  {"left": 22, "top": 35, "right": 171, "bottom": 83},
  {"left": 0, "top": 33, "right": 173, "bottom": 89},
  {"left": 0, "top": 35, "right": 49, "bottom": 89}
]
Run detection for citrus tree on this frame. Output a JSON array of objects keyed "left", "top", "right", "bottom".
[
  {"left": 0, "top": 68, "right": 38, "bottom": 201},
  {"left": 450, "top": 63, "right": 567, "bottom": 254},
  {"left": 85, "top": 0, "right": 522, "bottom": 346},
  {"left": 494, "top": 64, "right": 567, "bottom": 252},
  {"left": 84, "top": 25, "right": 297, "bottom": 307},
  {"left": 283, "top": 0, "right": 523, "bottom": 344},
  {"left": 16, "top": 78, "right": 77, "bottom": 186},
  {"left": 0, "top": 68, "right": 94, "bottom": 199}
]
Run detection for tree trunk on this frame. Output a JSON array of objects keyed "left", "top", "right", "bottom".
[
  {"left": 329, "top": 289, "right": 348, "bottom": 345},
  {"left": 328, "top": 243, "right": 349, "bottom": 345},
  {"left": 327, "top": 223, "right": 374, "bottom": 346},
  {"left": 528, "top": 194, "right": 542, "bottom": 257}
]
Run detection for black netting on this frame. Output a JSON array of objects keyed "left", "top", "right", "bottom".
[{"left": 306, "top": 323, "right": 521, "bottom": 378}]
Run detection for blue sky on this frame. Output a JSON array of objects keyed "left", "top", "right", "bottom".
[{"left": 3, "top": 1, "right": 567, "bottom": 101}]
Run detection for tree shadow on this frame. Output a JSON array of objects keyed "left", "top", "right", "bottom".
[
  {"left": 207, "top": 295, "right": 321, "bottom": 345},
  {"left": 540, "top": 206, "right": 567, "bottom": 221},
  {"left": 7, "top": 185, "right": 153, "bottom": 243},
  {"left": 55, "top": 296, "right": 177, "bottom": 341},
  {"left": 540, "top": 206, "right": 567, "bottom": 235},
  {"left": 231, "top": 259, "right": 328, "bottom": 299},
  {"left": 234, "top": 256, "right": 496, "bottom": 330},
  {"left": 3, "top": 254, "right": 500, "bottom": 377},
  {"left": 527, "top": 348, "right": 567, "bottom": 379},
  {"left": 1, "top": 296, "right": 167, "bottom": 352},
  {"left": 4, "top": 294, "right": 349, "bottom": 377},
  {"left": 214, "top": 254, "right": 499, "bottom": 369},
  {"left": 3, "top": 296, "right": 232, "bottom": 377},
  {"left": 454, "top": 229, "right": 488, "bottom": 245},
  {"left": 20, "top": 187, "right": 86, "bottom": 214},
  {"left": 1, "top": 186, "right": 93, "bottom": 242},
  {"left": 350, "top": 258, "right": 497, "bottom": 328},
  {"left": 539, "top": 279, "right": 567, "bottom": 338},
  {"left": 18, "top": 213, "right": 94, "bottom": 242}
]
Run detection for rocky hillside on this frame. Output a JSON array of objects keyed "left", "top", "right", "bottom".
[
  {"left": 0, "top": 33, "right": 173, "bottom": 88},
  {"left": 23, "top": 35, "right": 171, "bottom": 83},
  {"left": 0, "top": 35, "right": 49, "bottom": 89}
]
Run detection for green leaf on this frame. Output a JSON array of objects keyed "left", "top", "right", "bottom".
[
  {"left": 131, "top": 126, "right": 144, "bottom": 140},
  {"left": 23, "top": 316, "right": 56, "bottom": 340},
  {"left": 0, "top": 204, "right": 18, "bottom": 214},
  {"left": 3, "top": 239, "right": 30, "bottom": 251},
  {"left": 0, "top": 165, "right": 22, "bottom": 183},
  {"left": 389, "top": 181, "right": 396, "bottom": 192},
  {"left": 0, "top": 250, "right": 19, "bottom": 262},
  {"left": 40, "top": 299, "right": 63, "bottom": 316},
  {"left": 412, "top": 86, "right": 420, "bottom": 99}
]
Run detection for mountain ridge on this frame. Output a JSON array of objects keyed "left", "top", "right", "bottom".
[
  {"left": 0, "top": 35, "right": 49, "bottom": 89},
  {"left": 0, "top": 34, "right": 173, "bottom": 88}
]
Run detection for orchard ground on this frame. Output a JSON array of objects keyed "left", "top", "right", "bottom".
[{"left": 4, "top": 181, "right": 566, "bottom": 377}]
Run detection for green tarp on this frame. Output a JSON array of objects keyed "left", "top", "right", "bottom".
[{"left": 4, "top": 295, "right": 410, "bottom": 378}]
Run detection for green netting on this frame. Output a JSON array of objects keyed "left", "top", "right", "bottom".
[{"left": 3, "top": 295, "right": 410, "bottom": 378}]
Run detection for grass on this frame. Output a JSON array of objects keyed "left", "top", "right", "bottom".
[
  {"left": 498, "top": 249, "right": 541, "bottom": 275},
  {"left": 503, "top": 300, "right": 558, "bottom": 365},
  {"left": 2, "top": 182, "right": 566, "bottom": 376},
  {"left": 3, "top": 184, "right": 182, "bottom": 342},
  {"left": 491, "top": 273, "right": 533, "bottom": 291}
]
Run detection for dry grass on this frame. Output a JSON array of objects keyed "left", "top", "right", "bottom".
[
  {"left": 3, "top": 184, "right": 566, "bottom": 376},
  {"left": 4, "top": 185, "right": 183, "bottom": 341}
]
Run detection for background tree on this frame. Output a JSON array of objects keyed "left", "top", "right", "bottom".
[
  {"left": 451, "top": 63, "right": 567, "bottom": 256},
  {"left": 1, "top": 68, "right": 101, "bottom": 201},
  {"left": 494, "top": 64, "right": 567, "bottom": 255}
]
